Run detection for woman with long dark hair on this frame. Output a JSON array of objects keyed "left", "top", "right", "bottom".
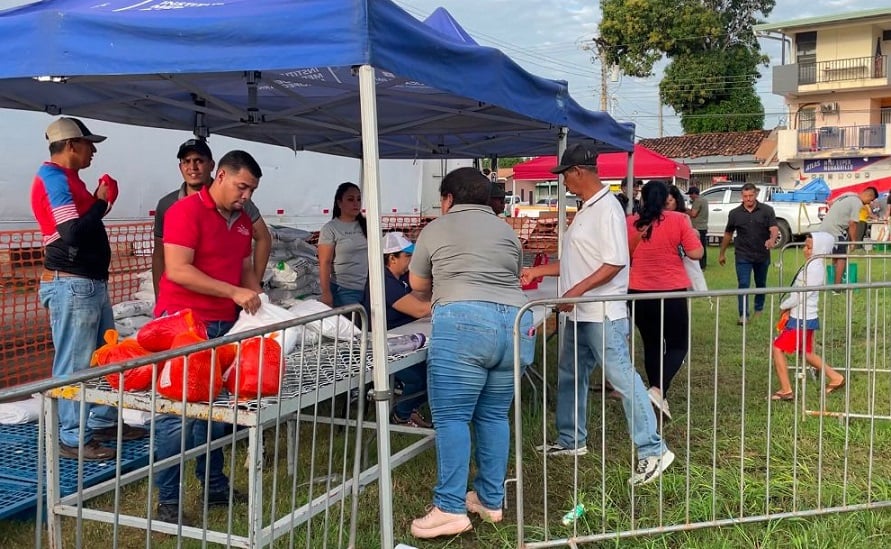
[
  {"left": 318, "top": 182, "right": 368, "bottom": 307},
  {"left": 627, "top": 181, "right": 703, "bottom": 420},
  {"left": 666, "top": 185, "right": 687, "bottom": 213}
]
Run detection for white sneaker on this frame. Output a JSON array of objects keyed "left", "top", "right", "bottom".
[
  {"left": 647, "top": 387, "right": 672, "bottom": 421},
  {"left": 535, "top": 442, "right": 588, "bottom": 457},
  {"left": 629, "top": 449, "right": 675, "bottom": 486}
]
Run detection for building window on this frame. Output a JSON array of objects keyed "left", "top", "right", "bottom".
[
  {"left": 799, "top": 108, "right": 816, "bottom": 131},
  {"left": 797, "top": 32, "right": 817, "bottom": 84}
]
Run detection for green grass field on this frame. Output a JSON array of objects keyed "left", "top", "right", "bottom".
[{"left": 3, "top": 246, "right": 891, "bottom": 548}]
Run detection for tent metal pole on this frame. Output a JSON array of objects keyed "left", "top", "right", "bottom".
[
  {"left": 358, "top": 63, "right": 395, "bottom": 549},
  {"left": 556, "top": 128, "right": 568, "bottom": 261},
  {"left": 625, "top": 138, "right": 636, "bottom": 214}
]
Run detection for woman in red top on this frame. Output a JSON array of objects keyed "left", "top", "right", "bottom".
[{"left": 627, "top": 181, "right": 703, "bottom": 420}]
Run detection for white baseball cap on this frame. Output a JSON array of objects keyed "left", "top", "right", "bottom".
[
  {"left": 382, "top": 231, "right": 415, "bottom": 254},
  {"left": 45, "top": 117, "right": 107, "bottom": 144}
]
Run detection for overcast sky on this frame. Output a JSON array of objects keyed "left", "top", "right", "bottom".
[{"left": 0, "top": 0, "right": 855, "bottom": 221}]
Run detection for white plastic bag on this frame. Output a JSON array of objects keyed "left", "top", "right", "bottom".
[
  {"left": 288, "top": 299, "right": 362, "bottom": 340},
  {"left": 229, "top": 294, "right": 304, "bottom": 354},
  {"left": 684, "top": 257, "right": 708, "bottom": 292}
]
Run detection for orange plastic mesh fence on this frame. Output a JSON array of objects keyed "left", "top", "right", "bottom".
[{"left": 0, "top": 222, "right": 154, "bottom": 390}]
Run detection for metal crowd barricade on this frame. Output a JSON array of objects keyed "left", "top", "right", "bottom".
[
  {"left": 0, "top": 304, "right": 434, "bottom": 548},
  {"left": 512, "top": 280, "right": 891, "bottom": 547}
]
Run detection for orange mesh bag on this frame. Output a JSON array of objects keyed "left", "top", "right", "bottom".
[
  {"left": 137, "top": 309, "right": 207, "bottom": 352},
  {"left": 224, "top": 337, "right": 283, "bottom": 398},
  {"left": 216, "top": 343, "right": 238, "bottom": 370},
  {"left": 91, "top": 329, "right": 156, "bottom": 392},
  {"left": 157, "top": 331, "right": 222, "bottom": 402}
]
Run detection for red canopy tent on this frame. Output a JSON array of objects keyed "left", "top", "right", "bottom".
[
  {"left": 512, "top": 144, "right": 691, "bottom": 181},
  {"left": 828, "top": 176, "right": 891, "bottom": 201}
]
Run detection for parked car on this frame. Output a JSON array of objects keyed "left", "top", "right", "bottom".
[{"left": 699, "top": 184, "right": 826, "bottom": 248}]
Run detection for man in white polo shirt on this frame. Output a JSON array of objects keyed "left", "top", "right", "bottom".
[{"left": 521, "top": 143, "right": 674, "bottom": 486}]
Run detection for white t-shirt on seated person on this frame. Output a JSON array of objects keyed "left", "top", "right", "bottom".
[{"left": 559, "top": 186, "right": 629, "bottom": 323}]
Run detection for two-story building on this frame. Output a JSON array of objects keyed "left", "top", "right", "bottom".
[{"left": 755, "top": 8, "right": 891, "bottom": 194}]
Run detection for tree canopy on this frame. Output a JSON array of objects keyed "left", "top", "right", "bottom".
[{"left": 599, "top": 0, "right": 775, "bottom": 133}]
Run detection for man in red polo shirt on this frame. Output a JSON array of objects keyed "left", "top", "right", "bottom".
[{"left": 152, "top": 149, "right": 263, "bottom": 525}]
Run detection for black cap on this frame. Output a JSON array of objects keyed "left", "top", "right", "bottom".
[
  {"left": 550, "top": 143, "right": 599, "bottom": 174},
  {"left": 686, "top": 186, "right": 700, "bottom": 195},
  {"left": 177, "top": 138, "right": 213, "bottom": 160}
]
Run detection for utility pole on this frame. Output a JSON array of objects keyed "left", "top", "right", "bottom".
[
  {"left": 594, "top": 37, "right": 610, "bottom": 112},
  {"left": 582, "top": 37, "right": 611, "bottom": 112},
  {"left": 657, "top": 91, "right": 663, "bottom": 137}
]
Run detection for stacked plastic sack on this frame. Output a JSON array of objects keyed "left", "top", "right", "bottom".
[
  {"left": 113, "top": 270, "right": 155, "bottom": 338},
  {"left": 264, "top": 224, "right": 322, "bottom": 306}
]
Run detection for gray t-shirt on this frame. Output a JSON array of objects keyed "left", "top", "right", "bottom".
[
  {"left": 318, "top": 218, "right": 368, "bottom": 290},
  {"left": 410, "top": 204, "right": 526, "bottom": 308},
  {"left": 819, "top": 193, "right": 862, "bottom": 237},
  {"left": 689, "top": 195, "right": 709, "bottom": 231},
  {"left": 153, "top": 182, "right": 261, "bottom": 238}
]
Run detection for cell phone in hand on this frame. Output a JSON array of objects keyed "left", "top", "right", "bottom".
[{"left": 677, "top": 244, "right": 686, "bottom": 258}]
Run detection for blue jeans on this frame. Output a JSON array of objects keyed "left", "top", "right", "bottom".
[
  {"left": 556, "top": 318, "right": 664, "bottom": 459},
  {"left": 154, "top": 318, "right": 234, "bottom": 505},
  {"left": 735, "top": 259, "right": 770, "bottom": 317},
  {"left": 39, "top": 276, "right": 117, "bottom": 447},
  {"left": 427, "top": 301, "right": 534, "bottom": 514},
  {"left": 331, "top": 282, "right": 365, "bottom": 308},
  {"left": 393, "top": 363, "right": 427, "bottom": 420}
]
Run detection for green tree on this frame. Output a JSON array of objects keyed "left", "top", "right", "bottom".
[{"left": 599, "top": 0, "right": 774, "bottom": 133}]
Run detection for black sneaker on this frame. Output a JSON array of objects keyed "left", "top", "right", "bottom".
[
  {"left": 207, "top": 488, "right": 248, "bottom": 507},
  {"left": 92, "top": 424, "right": 147, "bottom": 442},
  {"left": 155, "top": 503, "right": 195, "bottom": 526}
]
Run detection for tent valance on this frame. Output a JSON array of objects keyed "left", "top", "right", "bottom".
[{"left": 513, "top": 144, "right": 690, "bottom": 181}]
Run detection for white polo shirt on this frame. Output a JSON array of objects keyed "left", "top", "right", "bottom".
[{"left": 560, "top": 186, "right": 629, "bottom": 322}]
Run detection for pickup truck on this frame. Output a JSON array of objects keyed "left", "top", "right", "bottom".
[{"left": 699, "top": 184, "right": 826, "bottom": 248}]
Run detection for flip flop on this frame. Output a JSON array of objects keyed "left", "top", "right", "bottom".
[
  {"left": 770, "top": 391, "right": 793, "bottom": 401},
  {"left": 826, "top": 378, "right": 846, "bottom": 395}
]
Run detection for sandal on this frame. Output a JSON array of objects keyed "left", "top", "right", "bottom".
[
  {"left": 770, "top": 391, "right": 793, "bottom": 401},
  {"left": 826, "top": 378, "right": 846, "bottom": 395}
]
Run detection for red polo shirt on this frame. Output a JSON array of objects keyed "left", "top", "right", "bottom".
[{"left": 154, "top": 187, "right": 252, "bottom": 322}]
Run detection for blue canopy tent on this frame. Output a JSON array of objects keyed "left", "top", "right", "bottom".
[
  {"left": 0, "top": 0, "right": 633, "bottom": 158},
  {"left": 0, "top": 2, "right": 634, "bottom": 545}
]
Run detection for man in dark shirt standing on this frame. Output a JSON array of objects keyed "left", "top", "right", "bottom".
[
  {"left": 31, "top": 117, "right": 145, "bottom": 461},
  {"left": 151, "top": 138, "right": 271, "bottom": 298},
  {"left": 718, "top": 183, "right": 779, "bottom": 325}
]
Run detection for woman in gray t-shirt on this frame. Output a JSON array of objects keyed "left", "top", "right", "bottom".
[{"left": 318, "top": 182, "right": 368, "bottom": 307}]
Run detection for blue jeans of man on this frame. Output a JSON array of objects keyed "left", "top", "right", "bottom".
[
  {"left": 393, "top": 362, "right": 427, "bottom": 420},
  {"left": 39, "top": 276, "right": 118, "bottom": 447},
  {"left": 427, "top": 301, "right": 534, "bottom": 514},
  {"left": 735, "top": 259, "right": 770, "bottom": 317},
  {"left": 154, "top": 319, "right": 234, "bottom": 505},
  {"left": 556, "top": 318, "right": 664, "bottom": 459}
]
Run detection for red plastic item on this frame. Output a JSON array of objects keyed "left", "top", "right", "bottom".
[
  {"left": 157, "top": 332, "right": 222, "bottom": 402},
  {"left": 99, "top": 174, "right": 119, "bottom": 205},
  {"left": 224, "top": 337, "right": 283, "bottom": 398},
  {"left": 91, "top": 329, "right": 156, "bottom": 392},
  {"left": 137, "top": 309, "right": 207, "bottom": 352},
  {"left": 522, "top": 253, "right": 549, "bottom": 290}
]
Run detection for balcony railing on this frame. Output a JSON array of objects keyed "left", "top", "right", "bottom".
[
  {"left": 798, "top": 55, "right": 886, "bottom": 84},
  {"left": 883, "top": 107, "right": 891, "bottom": 125},
  {"left": 797, "top": 124, "right": 886, "bottom": 152}
]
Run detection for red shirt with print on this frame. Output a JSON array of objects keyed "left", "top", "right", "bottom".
[{"left": 155, "top": 187, "right": 252, "bottom": 322}]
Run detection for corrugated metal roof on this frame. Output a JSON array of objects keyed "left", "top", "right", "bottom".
[{"left": 754, "top": 8, "right": 891, "bottom": 33}]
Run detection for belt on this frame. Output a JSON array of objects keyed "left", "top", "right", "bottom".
[{"left": 40, "top": 269, "right": 80, "bottom": 282}]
